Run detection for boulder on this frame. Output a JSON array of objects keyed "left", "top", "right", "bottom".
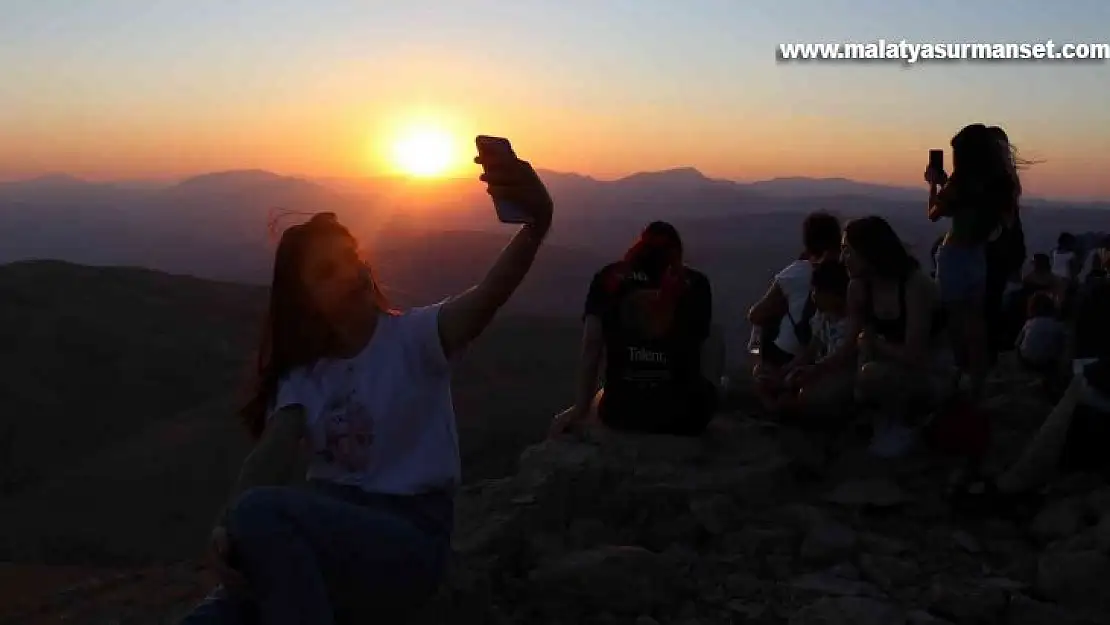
[{"left": 788, "top": 597, "right": 905, "bottom": 625}]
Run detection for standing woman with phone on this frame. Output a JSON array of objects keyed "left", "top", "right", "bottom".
[
  {"left": 180, "top": 140, "right": 553, "bottom": 625},
  {"left": 927, "top": 124, "right": 1015, "bottom": 401}
]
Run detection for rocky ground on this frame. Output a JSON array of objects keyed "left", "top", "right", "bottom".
[{"left": 6, "top": 363, "right": 1110, "bottom": 625}]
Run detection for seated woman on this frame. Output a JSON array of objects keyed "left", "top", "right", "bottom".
[
  {"left": 1016, "top": 292, "right": 1067, "bottom": 372},
  {"left": 1015, "top": 291, "right": 1067, "bottom": 397},
  {"left": 953, "top": 357, "right": 1110, "bottom": 517},
  {"left": 181, "top": 151, "right": 553, "bottom": 624},
  {"left": 764, "top": 259, "right": 856, "bottom": 421},
  {"left": 748, "top": 211, "right": 842, "bottom": 404},
  {"left": 841, "top": 216, "right": 955, "bottom": 458},
  {"left": 550, "top": 221, "right": 722, "bottom": 438}
]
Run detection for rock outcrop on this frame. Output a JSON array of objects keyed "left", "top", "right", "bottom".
[
  {"left": 9, "top": 362, "right": 1110, "bottom": 625},
  {"left": 412, "top": 408, "right": 1108, "bottom": 625}
]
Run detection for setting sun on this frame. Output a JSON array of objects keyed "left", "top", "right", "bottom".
[{"left": 390, "top": 126, "right": 458, "bottom": 178}]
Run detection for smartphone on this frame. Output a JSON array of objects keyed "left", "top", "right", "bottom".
[
  {"left": 475, "top": 135, "right": 533, "bottom": 224},
  {"left": 928, "top": 149, "right": 944, "bottom": 173}
]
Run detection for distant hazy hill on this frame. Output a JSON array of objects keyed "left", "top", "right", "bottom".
[
  {"left": 0, "top": 261, "right": 580, "bottom": 565},
  {"left": 0, "top": 167, "right": 1105, "bottom": 335},
  {"left": 0, "top": 260, "right": 265, "bottom": 496}
]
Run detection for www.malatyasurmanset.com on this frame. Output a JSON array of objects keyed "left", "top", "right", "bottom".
[{"left": 777, "top": 40, "right": 1110, "bottom": 64}]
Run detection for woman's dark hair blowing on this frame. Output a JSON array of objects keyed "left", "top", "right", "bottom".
[
  {"left": 240, "top": 213, "right": 390, "bottom": 440},
  {"left": 843, "top": 216, "right": 920, "bottom": 281}
]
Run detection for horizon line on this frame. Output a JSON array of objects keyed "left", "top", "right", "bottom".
[{"left": 3, "top": 168, "right": 1108, "bottom": 205}]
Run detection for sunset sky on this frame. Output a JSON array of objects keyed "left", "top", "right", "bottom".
[{"left": 2, "top": 0, "right": 1109, "bottom": 199}]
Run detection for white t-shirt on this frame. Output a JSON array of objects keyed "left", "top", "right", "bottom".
[
  {"left": 270, "top": 303, "right": 460, "bottom": 495},
  {"left": 1052, "top": 250, "right": 1075, "bottom": 279},
  {"left": 772, "top": 260, "right": 813, "bottom": 355}
]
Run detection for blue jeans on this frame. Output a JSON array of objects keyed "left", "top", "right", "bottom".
[
  {"left": 180, "top": 481, "right": 452, "bottom": 625},
  {"left": 935, "top": 242, "right": 987, "bottom": 303}
]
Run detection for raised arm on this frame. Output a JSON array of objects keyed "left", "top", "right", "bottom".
[
  {"left": 438, "top": 158, "right": 554, "bottom": 358},
  {"left": 928, "top": 182, "right": 953, "bottom": 222}
]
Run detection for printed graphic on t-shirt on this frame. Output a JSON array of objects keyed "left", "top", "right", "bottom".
[
  {"left": 813, "top": 314, "right": 850, "bottom": 362},
  {"left": 620, "top": 344, "right": 672, "bottom": 387},
  {"left": 317, "top": 394, "right": 375, "bottom": 471}
]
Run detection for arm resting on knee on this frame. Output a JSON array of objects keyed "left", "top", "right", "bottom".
[
  {"left": 216, "top": 406, "right": 306, "bottom": 526},
  {"left": 573, "top": 316, "right": 605, "bottom": 415}
]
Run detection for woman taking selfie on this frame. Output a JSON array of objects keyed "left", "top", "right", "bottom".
[{"left": 181, "top": 142, "right": 553, "bottom": 625}]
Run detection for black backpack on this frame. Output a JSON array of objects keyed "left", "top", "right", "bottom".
[{"left": 759, "top": 293, "right": 817, "bottom": 349}]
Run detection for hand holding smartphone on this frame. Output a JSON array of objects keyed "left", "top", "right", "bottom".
[
  {"left": 475, "top": 135, "right": 537, "bottom": 225},
  {"left": 925, "top": 149, "right": 947, "bottom": 186}
]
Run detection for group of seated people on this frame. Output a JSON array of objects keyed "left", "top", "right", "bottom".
[
  {"left": 547, "top": 129, "right": 1108, "bottom": 471},
  {"left": 747, "top": 212, "right": 956, "bottom": 457}
]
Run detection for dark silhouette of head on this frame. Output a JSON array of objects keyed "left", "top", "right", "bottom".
[
  {"left": 623, "top": 221, "right": 683, "bottom": 279},
  {"left": 1027, "top": 291, "right": 1056, "bottom": 319},
  {"left": 811, "top": 259, "right": 850, "bottom": 312},
  {"left": 612, "top": 221, "right": 687, "bottom": 339},
  {"left": 950, "top": 123, "right": 1019, "bottom": 220},
  {"left": 1032, "top": 253, "right": 1051, "bottom": 272},
  {"left": 802, "top": 211, "right": 842, "bottom": 261},
  {"left": 841, "top": 216, "right": 920, "bottom": 281},
  {"left": 241, "top": 212, "right": 391, "bottom": 440},
  {"left": 1058, "top": 232, "right": 1076, "bottom": 250}
]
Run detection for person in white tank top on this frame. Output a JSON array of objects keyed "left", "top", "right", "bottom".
[{"left": 1052, "top": 232, "right": 1078, "bottom": 280}]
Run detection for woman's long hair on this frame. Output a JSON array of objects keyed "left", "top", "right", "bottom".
[
  {"left": 240, "top": 212, "right": 391, "bottom": 440},
  {"left": 607, "top": 221, "right": 686, "bottom": 336},
  {"left": 986, "top": 125, "right": 1040, "bottom": 217},
  {"left": 949, "top": 124, "right": 1020, "bottom": 226},
  {"left": 843, "top": 216, "right": 920, "bottom": 281}
]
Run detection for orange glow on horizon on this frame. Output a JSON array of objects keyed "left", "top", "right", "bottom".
[{"left": 1, "top": 103, "right": 1108, "bottom": 200}]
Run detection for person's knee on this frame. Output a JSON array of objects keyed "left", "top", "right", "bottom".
[{"left": 227, "top": 486, "right": 290, "bottom": 548}]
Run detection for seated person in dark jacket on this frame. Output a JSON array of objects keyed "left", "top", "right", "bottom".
[{"left": 550, "top": 221, "right": 721, "bottom": 437}]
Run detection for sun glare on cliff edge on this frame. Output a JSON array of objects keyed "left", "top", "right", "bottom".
[{"left": 389, "top": 124, "right": 459, "bottom": 178}]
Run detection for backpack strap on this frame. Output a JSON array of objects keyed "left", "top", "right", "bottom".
[{"left": 784, "top": 294, "right": 816, "bottom": 346}]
